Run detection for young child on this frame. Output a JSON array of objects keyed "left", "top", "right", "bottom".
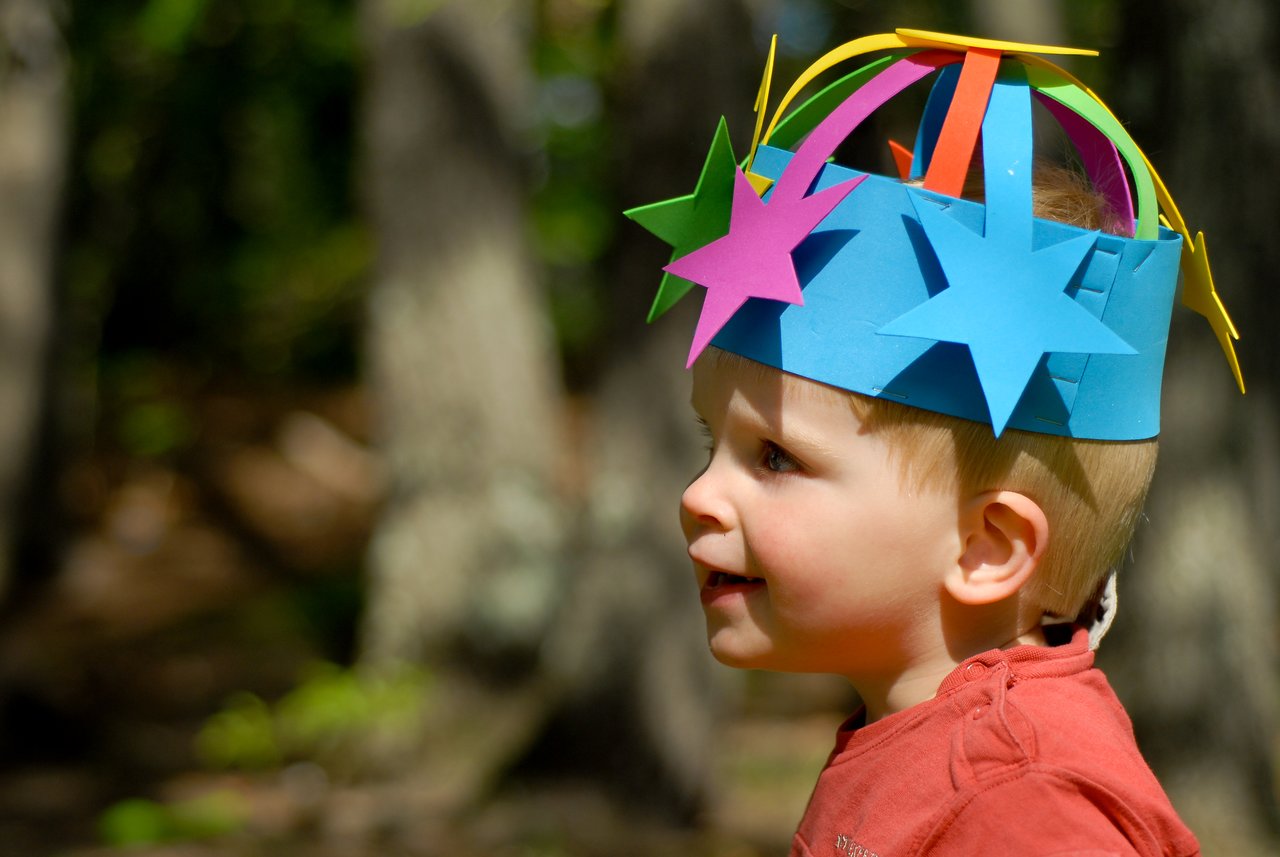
[{"left": 627, "top": 30, "right": 1243, "bottom": 856}]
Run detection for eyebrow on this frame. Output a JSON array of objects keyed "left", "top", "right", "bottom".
[
  {"left": 689, "top": 373, "right": 851, "bottom": 458},
  {"left": 770, "top": 422, "right": 839, "bottom": 457},
  {"left": 723, "top": 402, "right": 841, "bottom": 457}
]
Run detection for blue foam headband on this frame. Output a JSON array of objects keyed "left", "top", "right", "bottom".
[
  {"left": 715, "top": 143, "right": 1181, "bottom": 439},
  {"left": 626, "top": 36, "right": 1240, "bottom": 439}
]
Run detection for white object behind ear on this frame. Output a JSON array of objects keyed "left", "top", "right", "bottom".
[
  {"left": 1045, "top": 570, "right": 1118, "bottom": 651},
  {"left": 1084, "top": 571, "right": 1119, "bottom": 650}
]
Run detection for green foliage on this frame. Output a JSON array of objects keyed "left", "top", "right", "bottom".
[
  {"left": 67, "top": 0, "right": 365, "bottom": 383},
  {"left": 196, "top": 691, "right": 282, "bottom": 770},
  {"left": 99, "top": 351, "right": 200, "bottom": 457},
  {"left": 136, "top": 0, "right": 210, "bottom": 54},
  {"left": 274, "top": 661, "right": 429, "bottom": 763},
  {"left": 98, "top": 790, "right": 249, "bottom": 847},
  {"left": 531, "top": 0, "right": 618, "bottom": 378},
  {"left": 195, "top": 661, "right": 432, "bottom": 774},
  {"left": 116, "top": 398, "right": 196, "bottom": 458},
  {"left": 383, "top": 0, "right": 451, "bottom": 29},
  {"left": 98, "top": 658, "right": 429, "bottom": 847}
]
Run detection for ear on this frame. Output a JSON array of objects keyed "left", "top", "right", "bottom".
[{"left": 945, "top": 491, "right": 1049, "bottom": 606}]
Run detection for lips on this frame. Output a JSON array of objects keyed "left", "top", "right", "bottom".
[
  {"left": 699, "top": 568, "right": 766, "bottom": 608},
  {"left": 689, "top": 545, "right": 765, "bottom": 603}
]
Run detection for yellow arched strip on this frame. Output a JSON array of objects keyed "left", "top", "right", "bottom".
[
  {"left": 896, "top": 28, "right": 1098, "bottom": 57},
  {"left": 759, "top": 33, "right": 914, "bottom": 150},
  {"left": 759, "top": 30, "right": 1098, "bottom": 156}
]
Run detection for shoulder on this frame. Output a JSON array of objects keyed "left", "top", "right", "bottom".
[
  {"left": 928, "top": 644, "right": 1200, "bottom": 856},
  {"left": 953, "top": 634, "right": 1162, "bottom": 789}
]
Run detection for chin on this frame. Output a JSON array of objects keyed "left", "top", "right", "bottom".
[
  {"left": 708, "top": 635, "right": 840, "bottom": 676},
  {"left": 706, "top": 634, "right": 773, "bottom": 670}
]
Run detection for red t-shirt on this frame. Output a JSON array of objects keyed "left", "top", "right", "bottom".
[{"left": 790, "top": 627, "right": 1199, "bottom": 857}]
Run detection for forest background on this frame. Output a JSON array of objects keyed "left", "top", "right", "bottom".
[{"left": 0, "top": 0, "right": 1275, "bottom": 854}]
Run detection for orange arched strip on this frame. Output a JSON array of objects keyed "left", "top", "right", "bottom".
[{"left": 922, "top": 47, "right": 1001, "bottom": 198}]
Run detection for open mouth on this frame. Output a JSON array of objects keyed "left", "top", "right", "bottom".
[{"left": 705, "top": 571, "right": 764, "bottom": 588}]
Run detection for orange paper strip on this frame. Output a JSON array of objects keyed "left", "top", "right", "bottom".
[
  {"left": 923, "top": 47, "right": 1001, "bottom": 198},
  {"left": 887, "top": 139, "right": 914, "bottom": 180}
]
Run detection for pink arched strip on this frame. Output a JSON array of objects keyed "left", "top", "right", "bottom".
[{"left": 1036, "top": 91, "right": 1135, "bottom": 233}]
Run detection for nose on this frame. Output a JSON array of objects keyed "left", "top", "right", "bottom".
[{"left": 680, "top": 462, "right": 732, "bottom": 538}]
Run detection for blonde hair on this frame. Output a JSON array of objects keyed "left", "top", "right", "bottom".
[{"left": 851, "top": 399, "right": 1156, "bottom": 618}]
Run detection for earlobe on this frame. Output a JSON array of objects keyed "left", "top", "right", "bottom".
[{"left": 946, "top": 491, "right": 1049, "bottom": 606}]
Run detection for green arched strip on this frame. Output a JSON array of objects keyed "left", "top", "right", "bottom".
[
  {"left": 766, "top": 53, "right": 908, "bottom": 150},
  {"left": 1022, "top": 63, "right": 1158, "bottom": 239}
]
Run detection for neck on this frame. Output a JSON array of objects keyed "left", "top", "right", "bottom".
[
  {"left": 850, "top": 616, "right": 1048, "bottom": 724},
  {"left": 853, "top": 659, "right": 960, "bottom": 723}
]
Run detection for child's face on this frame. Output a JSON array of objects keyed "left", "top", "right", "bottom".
[{"left": 681, "top": 355, "right": 964, "bottom": 679}]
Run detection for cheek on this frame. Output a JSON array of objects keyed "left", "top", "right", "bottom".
[
  {"left": 752, "top": 492, "right": 939, "bottom": 587},
  {"left": 745, "top": 505, "right": 806, "bottom": 562},
  {"left": 747, "top": 500, "right": 850, "bottom": 591}
]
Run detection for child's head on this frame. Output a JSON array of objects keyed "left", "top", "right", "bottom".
[
  {"left": 632, "top": 31, "right": 1241, "bottom": 672},
  {"left": 694, "top": 162, "right": 1161, "bottom": 625}
]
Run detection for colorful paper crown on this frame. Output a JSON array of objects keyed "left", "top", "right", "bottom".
[{"left": 626, "top": 30, "right": 1243, "bottom": 439}]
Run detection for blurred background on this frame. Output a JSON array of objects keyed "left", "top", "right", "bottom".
[{"left": 0, "top": 0, "right": 1274, "bottom": 854}]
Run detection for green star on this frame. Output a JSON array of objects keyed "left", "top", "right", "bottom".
[{"left": 624, "top": 116, "right": 739, "bottom": 322}]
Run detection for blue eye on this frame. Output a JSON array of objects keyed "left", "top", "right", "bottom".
[{"left": 763, "top": 441, "right": 800, "bottom": 473}]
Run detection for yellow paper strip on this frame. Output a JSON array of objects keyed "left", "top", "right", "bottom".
[
  {"left": 760, "top": 33, "right": 914, "bottom": 148},
  {"left": 896, "top": 28, "right": 1098, "bottom": 57},
  {"left": 745, "top": 35, "right": 778, "bottom": 175},
  {"left": 760, "top": 30, "right": 1097, "bottom": 152}
]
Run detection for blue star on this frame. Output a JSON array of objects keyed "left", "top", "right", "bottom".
[
  {"left": 880, "top": 197, "right": 1133, "bottom": 434},
  {"left": 877, "top": 71, "right": 1135, "bottom": 436}
]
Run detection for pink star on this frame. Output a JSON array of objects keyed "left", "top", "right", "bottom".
[{"left": 664, "top": 166, "right": 865, "bottom": 367}]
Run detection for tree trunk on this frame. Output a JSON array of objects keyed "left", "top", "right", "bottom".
[
  {"left": 357, "top": 0, "right": 570, "bottom": 798},
  {"left": 0, "top": 0, "right": 65, "bottom": 599},
  {"left": 359, "top": 0, "right": 565, "bottom": 668},
  {"left": 356, "top": 0, "right": 733, "bottom": 821}
]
